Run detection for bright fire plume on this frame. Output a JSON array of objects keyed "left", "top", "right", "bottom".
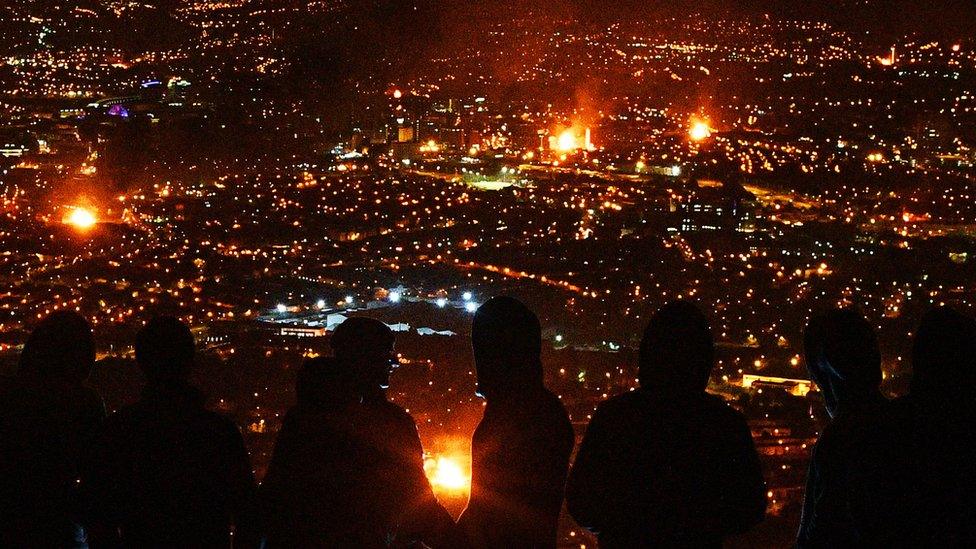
[
  {"left": 64, "top": 207, "right": 97, "bottom": 230},
  {"left": 424, "top": 455, "right": 470, "bottom": 493},
  {"left": 689, "top": 119, "right": 712, "bottom": 141}
]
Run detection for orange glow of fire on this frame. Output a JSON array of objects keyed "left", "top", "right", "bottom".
[
  {"left": 424, "top": 455, "right": 470, "bottom": 493},
  {"left": 64, "top": 207, "right": 97, "bottom": 230},
  {"left": 551, "top": 127, "right": 593, "bottom": 153},
  {"left": 689, "top": 119, "right": 712, "bottom": 141}
]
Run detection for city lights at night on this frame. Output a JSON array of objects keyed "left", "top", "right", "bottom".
[{"left": 1, "top": 1, "right": 975, "bottom": 547}]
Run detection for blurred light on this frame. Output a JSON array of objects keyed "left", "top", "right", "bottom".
[
  {"left": 436, "top": 297, "right": 448, "bottom": 308},
  {"left": 556, "top": 129, "right": 578, "bottom": 152},
  {"left": 276, "top": 303, "right": 287, "bottom": 313},
  {"left": 389, "top": 291, "right": 401, "bottom": 303},
  {"left": 464, "top": 302, "right": 478, "bottom": 313},
  {"left": 424, "top": 455, "right": 469, "bottom": 493},
  {"left": 689, "top": 120, "right": 712, "bottom": 141},
  {"left": 345, "top": 295, "right": 354, "bottom": 305},
  {"left": 462, "top": 291, "right": 473, "bottom": 301},
  {"left": 64, "top": 207, "right": 97, "bottom": 230},
  {"left": 316, "top": 299, "right": 326, "bottom": 309}
]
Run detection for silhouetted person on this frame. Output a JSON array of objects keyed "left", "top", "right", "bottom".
[
  {"left": 899, "top": 307, "right": 976, "bottom": 545},
  {"left": 86, "top": 316, "right": 257, "bottom": 547},
  {"left": 0, "top": 311, "right": 104, "bottom": 547},
  {"left": 567, "top": 300, "right": 765, "bottom": 548},
  {"left": 458, "top": 296, "right": 573, "bottom": 548},
  {"left": 797, "top": 308, "right": 917, "bottom": 547},
  {"left": 261, "top": 357, "right": 374, "bottom": 547},
  {"left": 331, "top": 317, "right": 457, "bottom": 547}
]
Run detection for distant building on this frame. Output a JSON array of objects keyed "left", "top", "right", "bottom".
[{"left": 280, "top": 326, "right": 327, "bottom": 338}]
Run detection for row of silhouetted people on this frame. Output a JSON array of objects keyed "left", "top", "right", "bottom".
[{"left": 1, "top": 296, "right": 974, "bottom": 547}]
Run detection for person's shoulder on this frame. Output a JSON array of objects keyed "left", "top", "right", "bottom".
[
  {"left": 593, "top": 389, "right": 652, "bottom": 418},
  {"left": 369, "top": 399, "right": 417, "bottom": 430},
  {"left": 198, "top": 407, "right": 244, "bottom": 436},
  {"left": 698, "top": 393, "right": 752, "bottom": 432}
]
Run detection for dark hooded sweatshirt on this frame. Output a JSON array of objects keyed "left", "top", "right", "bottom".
[
  {"left": 567, "top": 387, "right": 765, "bottom": 548},
  {"left": 797, "top": 345, "right": 918, "bottom": 547}
]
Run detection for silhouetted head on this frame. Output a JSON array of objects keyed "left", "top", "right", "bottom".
[
  {"left": 331, "top": 317, "right": 396, "bottom": 400},
  {"left": 804, "top": 308, "right": 881, "bottom": 418},
  {"left": 638, "top": 301, "right": 714, "bottom": 394},
  {"left": 136, "top": 316, "right": 195, "bottom": 386},
  {"left": 472, "top": 296, "right": 543, "bottom": 399},
  {"left": 911, "top": 306, "right": 976, "bottom": 406},
  {"left": 296, "top": 356, "right": 359, "bottom": 410},
  {"left": 19, "top": 310, "right": 95, "bottom": 384}
]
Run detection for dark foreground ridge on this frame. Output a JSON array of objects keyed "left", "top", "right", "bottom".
[{"left": 1, "top": 298, "right": 974, "bottom": 547}]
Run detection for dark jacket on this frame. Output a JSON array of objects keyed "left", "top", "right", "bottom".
[
  {"left": 0, "top": 375, "right": 104, "bottom": 548},
  {"left": 361, "top": 398, "right": 458, "bottom": 548},
  {"left": 263, "top": 399, "right": 456, "bottom": 548},
  {"left": 458, "top": 386, "right": 574, "bottom": 548},
  {"left": 86, "top": 383, "right": 256, "bottom": 548},
  {"left": 261, "top": 403, "right": 377, "bottom": 548},
  {"left": 566, "top": 389, "right": 765, "bottom": 548},
  {"left": 797, "top": 395, "right": 919, "bottom": 547}
]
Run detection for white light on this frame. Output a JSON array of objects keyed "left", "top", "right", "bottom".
[
  {"left": 436, "top": 297, "right": 448, "bottom": 308},
  {"left": 555, "top": 334, "right": 563, "bottom": 342},
  {"left": 464, "top": 302, "right": 478, "bottom": 313},
  {"left": 345, "top": 295, "right": 354, "bottom": 305},
  {"left": 389, "top": 291, "right": 401, "bottom": 303},
  {"left": 276, "top": 303, "right": 287, "bottom": 313},
  {"left": 462, "top": 291, "right": 473, "bottom": 301},
  {"left": 316, "top": 299, "right": 326, "bottom": 309}
]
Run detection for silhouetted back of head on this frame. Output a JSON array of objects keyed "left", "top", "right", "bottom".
[
  {"left": 331, "top": 317, "right": 395, "bottom": 359},
  {"left": 472, "top": 296, "right": 543, "bottom": 398},
  {"left": 331, "top": 317, "right": 396, "bottom": 398},
  {"left": 19, "top": 310, "right": 95, "bottom": 384},
  {"left": 804, "top": 308, "right": 881, "bottom": 417},
  {"left": 639, "top": 301, "right": 713, "bottom": 394},
  {"left": 296, "top": 356, "right": 358, "bottom": 409},
  {"left": 136, "top": 316, "right": 195, "bottom": 385},
  {"left": 911, "top": 306, "right": 976, "bottom": 404}
]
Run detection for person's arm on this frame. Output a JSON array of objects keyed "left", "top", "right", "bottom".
[
  {"left": 394, "top": 418, "right": 460, "bottom": 548},
  {"left": 566, "top": 404, "right": 616, "bottom": 535},
  {"left": 720, "top": 413, "right": 767, "bottom": 535},
  {"left": 221, "top": 420, "right": 260, "bottom": 549},
  {"left": 796, "top": 430, "right": 856, "bottom": 548},
  {"left": 83, "top": 416, "right": 125, "bottom": 548}
]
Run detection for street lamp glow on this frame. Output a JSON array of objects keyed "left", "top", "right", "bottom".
[
  {"left": 276, "top": 303, "right": 287, "bottom": 313},
  {"left": 464, "top": 301, "right": 478, "bottom": 313},
  {"left": 436, "top": 297, "right": 448, "bottom": 308},
  {"left": 345, "top": 295, "right": 354, "bottom": 305},
  {"left": 389, "top": 291, "right": 401, "bottom": 303},
  {"left": 462, "top": 291, "right": 473, "bottom": 301},
  {"left": 316, "top": 299, "right": 326, "bottom": 309}
]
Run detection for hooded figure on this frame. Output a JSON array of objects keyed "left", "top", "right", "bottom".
[
  {"left": 0, "top": 311, "right": 104, "bottom": 548},
  {"left": 802, "top": 309, "right": 883, "bottom": 418},
  {"left": 797, "top": 308, "right": 917, "bottom": 547},
  {"left": 899, "top": 307, "right": 976, "bottom": 545},
  {"left": 458, "top": 296, "right": 574, "bottom": 548},
  {"left": 567, "top": 301, "right": 765, "bottom": 548}
]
